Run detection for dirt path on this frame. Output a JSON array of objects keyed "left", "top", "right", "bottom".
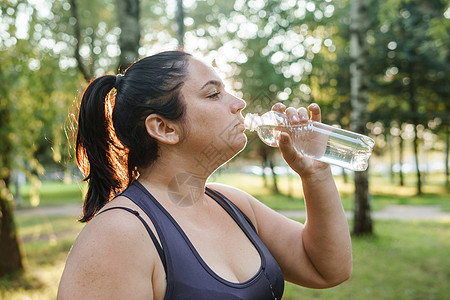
[
  {"left": 16, "top": 204, "right": 449, "bottom": 244},
  {"left": 16, "top": 203, "right": 450, "bottom": 221},
  {"left": 279, "top": 205, "right": 450, "bottom": 222}
]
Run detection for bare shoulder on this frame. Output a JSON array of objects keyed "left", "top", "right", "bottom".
[
  {"left": 57, "top": 196, "right": 155, "bottom": 299},
  {"left": 206, "top": 183, "right": 259, "bottom": 231}
]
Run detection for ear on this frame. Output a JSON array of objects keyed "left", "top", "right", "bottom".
[{"left": 144, "top": 114, "right": 180, "bottom": 145}]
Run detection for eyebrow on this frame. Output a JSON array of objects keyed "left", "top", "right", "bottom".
[{"left": 200, "top": 80, "right": 223, "bottom": 91}]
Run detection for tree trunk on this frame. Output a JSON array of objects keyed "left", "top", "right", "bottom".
[
  {"left": 176, "top": 0, "right": 184, "bottom": 49},
  {"left": 446, "top": 123, "right": 449, "bottom": 189},
  {"left": 353, "top": 171, "right": 372, "bottom": 235},
  {"left": 261, "top": 160, "right": 268, "bottom": 188},
  {"left": 388, "top": 133, "right": 395, "bottom": 183},
  {"left": 69, "top": 0, "right": 92, "bottom": 82},
  {"left": 412, "top": 126, "right": 422, "bottom": 195},
  {"left": 399, "top": 136, "right": 405, "bottom": 186},
  {"left": 116, "top": 0, "right": 141, "bottom": 71},
  {"left": 350, "top": 0, "right": 372, "bottom": 235},
  {"left": 408, "top": 71, "right": 422, "bottom": 195},
  {"left": 342, "top": 169, "right": 348, "bottom": 183},
  {"left": 0, "top": 101, "right": 24, "bottom": 276},
  {"left": 0, "top": 179, "right": 24, "bottom": 277},
  {"left": 259, "top": 145, "right": 269, "bottom": 188},
  {"left": 268, "top": 157, "right": 279, "bottom": 194}
]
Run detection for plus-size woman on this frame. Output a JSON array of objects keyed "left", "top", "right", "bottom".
[{"left": 58, "top": 51, "right": 352, "bottom": 300}]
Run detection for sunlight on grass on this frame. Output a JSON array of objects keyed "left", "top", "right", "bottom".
[
  {"left": 209, "top": 172, "right": 450, "bottom": 211},
  {"left": 0, "top": 237, "right": 75, "bottom": 300},
  {"left": 282, "top": 220, "right": 450, "bottom": 299},
  {"left": 16, "top": 215, "right": 84, "bottom": 244},
  {"left": 13, "top": 170, "right": 449, "bottom": 212},
  {"left": 0, "top": 262, "right": 65, "bottom": 300},
  {"left": 15, "top": 181, "right": 87, "bottom": 208},
  {"left": 2, "top": 170, "right": 449, "bottom": 299},
  {"left": 2, "top": 219, "right": 449, "bottom": 299}
]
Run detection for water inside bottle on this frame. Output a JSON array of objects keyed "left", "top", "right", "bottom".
[
  {"left": 318, "top": 128, "right": 375, "bottom": 171},
  {"left": 255, "top": 123, "right": 374, "bottom": 171},
  {"left": 256, "top": 125, "right": 282, "bottom": 147}
]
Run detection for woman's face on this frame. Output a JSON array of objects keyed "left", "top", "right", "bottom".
[{"left": 178, "top": 57, "right": 247, "bottom": 171}]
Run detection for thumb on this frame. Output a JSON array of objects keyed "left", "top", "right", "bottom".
[{"left": 278, "top": 132, "right": 298, "bottom": 165}]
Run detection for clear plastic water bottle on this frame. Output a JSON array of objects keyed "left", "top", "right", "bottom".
[{"left": 244, "top": 111, "right": 375, "bottom": 171}]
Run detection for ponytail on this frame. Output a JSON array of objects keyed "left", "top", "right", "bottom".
[
  {"left": 76, "top": 75, "right": 127, "bottom": 222},
  {"left": 74, "top": 51, "right": 191, "bottom": 222}
]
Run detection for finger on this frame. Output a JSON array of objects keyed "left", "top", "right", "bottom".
[
  {"left": 297, "top": 107, "right": 309, "bottom": 123},
  {"left": 285, "top": 107, "right": 300, "bottom": 124},
  {"left": 278, "top": 132, "right": 304, "bottom": 172},
  {"left": 272, "top": 103, "right": 286, "bottom": 113},
  {"left": 308, "top": 103, "right": 321, "bottom": 122},
  {"left": 278, "top": 132, "right": 295, "bottom": 160}
]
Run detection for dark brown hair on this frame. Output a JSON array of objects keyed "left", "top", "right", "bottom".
[{"left": 76, "top": 51, "right": 191, "bottom": 222}]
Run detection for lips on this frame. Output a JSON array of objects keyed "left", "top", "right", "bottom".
[{"left": 236, "top": 122, "right": 246, "bottom": 131}]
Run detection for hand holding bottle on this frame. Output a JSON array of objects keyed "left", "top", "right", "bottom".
[
  {"left": 244, "top": 103, "right": 374, "bottom": 175},
  {"left": 272, "top": 103, "right": 330, "bottom": 177}
]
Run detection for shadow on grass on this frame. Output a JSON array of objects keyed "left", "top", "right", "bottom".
[{"left": 0, "top": 270, "right": 44, "bottom": 291}]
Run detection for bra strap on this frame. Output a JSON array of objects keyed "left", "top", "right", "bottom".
[{"left": 97, "top": 206, "right": 167, "bottom": 273}]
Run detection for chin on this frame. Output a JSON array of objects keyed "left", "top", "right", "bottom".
[{"left": 227, "top": 134, "right": 248, "bottom": 157}]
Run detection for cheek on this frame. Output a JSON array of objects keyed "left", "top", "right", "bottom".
[{"left": 178, "top": 121, "right": 190, "bottom": 143}]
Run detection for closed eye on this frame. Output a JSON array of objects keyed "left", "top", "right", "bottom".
[{"left": 207, "top": 91, "right": 221, "bottom": 100}]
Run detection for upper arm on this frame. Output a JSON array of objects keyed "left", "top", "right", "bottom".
[
  {"left": 57, "top": 209, "right": 155, "bottom": 299},
  {"left": 207, "top": 183, "right": 331, "bottom": 288}
]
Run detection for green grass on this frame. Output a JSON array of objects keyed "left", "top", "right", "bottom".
[
  {"left": 2, "top": 171, "right": 450, "bottom": 299},
  {"left": 208, "top": 172, "right": 450, "bottom": 212},
  {"left": 283, "top": 220, "right": 450, "bottom": 300},
  {"left": 13, "top": 171, "right": 449, "bottom": 212},
  {"left": 0, "top": 214, "right": 83, "bottom": 299},
  {"left": 1, "top": 218, "right": 449, "bottom": 299},
  {"left": 16, "top": 215, "right": 84, "bottom": 245},
  {"left": 14, "top": 181, "right": 86, "bottom": 208},
  {"left": 0, "top": 239, "right": 75, "bottom": 300}
]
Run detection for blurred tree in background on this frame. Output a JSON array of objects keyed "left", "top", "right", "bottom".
[
  {"left": 0, "top": 0, "right": 81, "bottom": 275},
  {"left": 370, "top": 0, "right": 449, "bottom": 195},
  {"left": 349, "top": 0, "right": 374, "bottom": 235},
  {"left": 1, "top": 0, "right": 449, "bottom": 276}
]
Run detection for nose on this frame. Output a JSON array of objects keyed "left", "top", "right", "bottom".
[{"left": 231, "top": 95, "right": 246, "bottom": 114}]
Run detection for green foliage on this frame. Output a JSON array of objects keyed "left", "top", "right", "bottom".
[
  {"left": 371, "top": 0, "right": 448, "bottom": 124},
  {"left": 283, "top": 220, "right": 450, "bottom": 299},
  {"left": 1, "top": 1, "right": 82, "bottom": 180}
]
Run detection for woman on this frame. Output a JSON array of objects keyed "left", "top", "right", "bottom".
[{"left": 58, "top": 51, "right": 352, "bottom": 299}]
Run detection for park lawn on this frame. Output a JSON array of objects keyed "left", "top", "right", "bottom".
[
  {"left": 1, "top": 217, "right": 449, "bottom": 299},
  {"left": 0, "top": 214, "right": 83, "bottom": 300},
  {"left": 15, "top": 181, "right": 87, "bottom": 208},
  {"left": 282, "top": 220, "right": 450, "bottom": 299},
  {"left": 15, "top": 214, "right": 84, "bottom": 245},
  {"left": 14, "top": 171, "right": 450, "bottom": 212},
  {"left": 208, "top": 172, "right": 450, "bottom": 211}
]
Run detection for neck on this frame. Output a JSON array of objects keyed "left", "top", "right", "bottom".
[{"left": 137, "top": 149, "right": 219, "bottom": 207}]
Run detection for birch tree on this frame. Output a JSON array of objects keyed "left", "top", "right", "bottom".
[{"left": 350, "top": 0, "right": 373, "bottom": 235}]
